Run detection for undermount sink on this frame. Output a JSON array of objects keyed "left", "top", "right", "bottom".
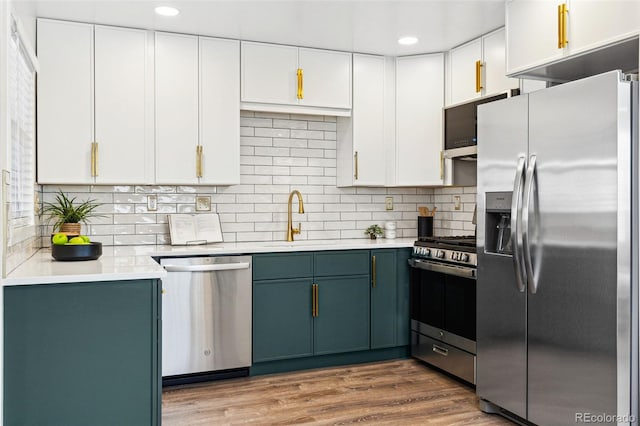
[{"left": 261, "top": 240, "right": 338, "bottom": 248}]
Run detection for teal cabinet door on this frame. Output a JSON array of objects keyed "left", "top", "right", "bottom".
[
  {"left": 370, "top": 249, "right": 398, "bottom": 349},
  {"left": 314, "top": 275, "right": 370, "bottom": 355},
  {"left": 4, "top": 280, "right": 160, "bottom": 426},
  {"left": 253, "top": 278, "right": 314, "bottom": 362},
  {"left": 396, "top": 248, "right": 412, "bottom": 346}
]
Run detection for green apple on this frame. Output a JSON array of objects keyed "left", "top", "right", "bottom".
[
  {"left": 52, "top": 233, "right": 68, "bottom": 245},
  {"left": 79, "top": 235, "right": 91, "bottom": 243},
  {"left": 68, "top": 236, "right": 88, "bottom": 245}
]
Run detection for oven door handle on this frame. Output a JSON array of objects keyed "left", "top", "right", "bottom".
[{"left": 408, "top": 258, "right": 476, "bottom": 279}]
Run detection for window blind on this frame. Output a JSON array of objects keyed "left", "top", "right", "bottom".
[{"left": 7, "top": 19, "right": 36, "bottom": 241}]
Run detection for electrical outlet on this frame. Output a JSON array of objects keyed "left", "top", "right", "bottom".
[
  {"left": 196, "top": 196, "right": 211, "bottom": 212},
  {"left": 454, "top": 195, "right": 461, "bottom": 210},
  {"left": 147, "top": 195, "right": 157, "bottom": 211},
  {"left": 385, "top": 196, "right": 393, "bottom": 211}
]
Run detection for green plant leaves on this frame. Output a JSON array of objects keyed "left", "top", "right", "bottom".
[{"left": 41, "top": 190, "right": 104, "bottom": 231}]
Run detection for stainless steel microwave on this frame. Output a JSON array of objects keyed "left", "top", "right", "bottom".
[{"left": 444, "top": 92, "right": 512, "bottom": 152}]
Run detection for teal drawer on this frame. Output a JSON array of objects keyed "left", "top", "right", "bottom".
[
  {"left": 314, "top": 250, "right": 370, "bottom": 277},
  {"left": 253, "top": 252, "right": 314, "bottom": 280}
]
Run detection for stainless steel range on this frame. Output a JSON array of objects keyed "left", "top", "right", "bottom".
[{"left": 408, "top": 235, "right": 477, "bottom": 384}]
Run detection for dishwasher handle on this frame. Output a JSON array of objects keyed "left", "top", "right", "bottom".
[{"left": 163, "top": 262, "right": 251, "bottom": 272}]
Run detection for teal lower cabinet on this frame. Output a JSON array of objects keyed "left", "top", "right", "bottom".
[
  {"left": 252, "top": 248, "right": 411, "bottom": 375},
  {"left": 4, "top": 279, "right": 161, "bottom": 426},
  {"left": 314, "top": 275, "right": 370, "bottom": 355},
  {"left": 370, "top": 248, "right": 412, "bottom": 348},
  {"left": 253, "top": 278, "right": 314, "bottom": 362},
  {"left": 371, "top": 249, "right": 398, "bottom": 349}
]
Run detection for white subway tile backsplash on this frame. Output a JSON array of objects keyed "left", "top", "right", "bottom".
[
  {"left": 308, "top": 121, "right": 336, "bottom": 131},
  {"left": 291, "top": 129, "right": 323, "bottom": 139},
  {"left": 241, "top": 156, "right": 273, "bottom": 166},
  {"left": 236, "top": 213, "right": 273, "bottom": 223},
  {"left": 273, "top": 156, "right": 308, "bottom": 167},
  {"left": 273, "top": 175, "right": 308, "bottom": 185},
  {"left": 136, "top": 224, "right": 169, "bottom": 235},
  {"left": 273, "top": 138, "right": 308, "bottom": 148},
  {"left": 240, "top": 117, "right": 273, "bottom": 128},
  {"left": 255, "top": 128, "right": 290, "bottom": 138},
  {"left": 113, "top": 214, "right": 157, "bottom": 224},
  {"left": 273, "top": 119, "right": 307, "bottom": 129},
  {"left": 38, "top": 114, "right": 474, "bottom": 248},
  {"left": 324, "top": 131, "right": 337, "bottom": 140},
  {"left": 254, "top": 166, "right": 290, "bottom": 176},
  {"left": 241, "top": 136, "right": 272, "bottom": 146},
  {"left": 290, "top": 167, "right": 323, "bottom": 176},
  {"left": 291, "top": 148, "right": 324, "bottom": 158}
]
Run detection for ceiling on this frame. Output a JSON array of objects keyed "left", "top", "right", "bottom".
[{"left": 24, "top": 0, "right": 506, "bottom": 55}]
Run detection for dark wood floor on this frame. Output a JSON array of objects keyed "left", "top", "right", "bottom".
[{"left": 162, "top": 359, "right": 513, "bottom": 425}]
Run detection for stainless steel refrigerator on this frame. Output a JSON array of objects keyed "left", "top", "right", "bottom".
[{"left": 476, "top": 70, "right": 638, "bottom": 425}]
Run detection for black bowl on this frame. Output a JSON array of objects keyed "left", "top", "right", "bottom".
[{"left": 51, "top": 242, "right": 103, "bottom": 261}]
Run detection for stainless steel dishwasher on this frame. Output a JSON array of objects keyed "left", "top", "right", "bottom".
[{"left": 160, "top": 256, "right": 252, "bottom": 384}]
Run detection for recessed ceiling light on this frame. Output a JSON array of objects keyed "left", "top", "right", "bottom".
[
  {"left": 398, "top": 36, "right": 418, "bottom": 46},
  {"left": 155, "top": 6, "right": 180, "bottom": 17}
]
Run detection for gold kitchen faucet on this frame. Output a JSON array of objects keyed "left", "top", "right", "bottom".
[{"left": 287, "top": 190, "right": 305, "bottom": 241}]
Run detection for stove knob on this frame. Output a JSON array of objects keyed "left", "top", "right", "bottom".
[
  {"left": 425, "top": 249, "right": 431, "bottom": 257},
  {"left": 461, "top": 254, "right": 469, "bottom": 262},
  {"left": 437, "top": 250, "right": 445, "bottom": 259},
  {"left": 451, "top": 252, "right": 456, "bottom": 260}
]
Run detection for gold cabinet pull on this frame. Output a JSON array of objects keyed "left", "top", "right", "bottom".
[
  {"left": 297, "top": 68, "right": 304, "bottom": 99},
  {"left": 199, "top": 145, "right": 204, "bottom": 178},
  {"left": 475, "top": 60, "right": 483, "bottom": 93},
  {"left": 299, "top": 68, "right": 304, "bottom": 99},
  {"left": 195, "top": 146, "right": 200, "bottom": 178},
  {"left": 90, "top": 142, "right": 95, "bottom": 177},
  {"left": 372, "top": 255, "right": 377, "bottom": 288},
  {"left": 312, "top": 284, "right": 319, "bottom": 317},
  {"left": 354, "top": 151, "right": 359, "bottom": 180},
  {"left": 558, "top": 3, "right": 569, "bottom": 48},
  {"left": 315, "top": 284, "right": 319, "bottom": 317},
  {"left": 440, "top": 150, "right": 444, "bottom": 180},
  {"left": 557, "top": 4, "right": 563, "bottom": 48},
  {"left": 93, "top": 142, "right": 98, "bottom": 177},
  {"left": 562, "top": 3, "right": 569, "bottom": 48},
  {"left": 196, "top": 145, "right": 204, "bottom": 178}
]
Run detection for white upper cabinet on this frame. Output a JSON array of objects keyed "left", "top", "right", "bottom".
[
  {"left": 199, "top": 37, "right": 240, "bottom": 185},
  {"left": 506, "top": 1, "right": 563, "bottom": 76},
  {"left": 37, "top": 19, "right": 153, "bottom": 185},
  {"left": 94, "top": 25, "right": 152, "bottom": 184},
  {"left": 241, "top": 41, "right": 352, "bottom": 116},
  {"left": 449, "top": 38, "right": 482, "bottom": 105},
  {"left": 395, "top": 53, "right": 444, "bottom": 186},
  {"left": 506, "top": 0, "right": 639, "bottom": 77},
  {"left": 37, "top": 20, "right": 94, "bottom": 184},
  {"left": 337, "top": 54, "right": 388, "bottom": 187},
  {"left": 156, "top": 33, "right": 240, "bottom": 185},
  {"left": 569, "top": 0, "right": 639, "bottom": 55},
  {"left": 155, "top": 32, "right": 199, "bottom": 185},
  {"left": 483, "top": 29, "right": 518, "bottom": 97},
  {"left": 298, "top": 48, "right": 352, "bottom": 109},
  {"left": 241, "top": 42, "right": 298, "bottom": 105},
  {"left": 449, "top": 28, "right": 518, "bottom": 106}
]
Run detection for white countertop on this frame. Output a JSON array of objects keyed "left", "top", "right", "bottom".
[{"left": 4, "top": 238, "right": 414, "bottom": 286}]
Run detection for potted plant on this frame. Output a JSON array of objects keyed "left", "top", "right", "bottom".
[
  {"left": 364, "top": 224, "right": 384, "bottom": 240},
  {"left": 41, "top": 190, "right": 102, "bottom": 235}
]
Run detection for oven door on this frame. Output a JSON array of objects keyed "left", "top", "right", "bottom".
[{"left": 409, "top": 258, "right": 477, "bottom": 383}]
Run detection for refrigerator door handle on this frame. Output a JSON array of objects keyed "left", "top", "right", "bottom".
[
  {"left": 522, "top": 154, "right": 541, "bottom": 294},
  {"left": 511, "top": 156, "right": 527, "bottom": 292}
]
